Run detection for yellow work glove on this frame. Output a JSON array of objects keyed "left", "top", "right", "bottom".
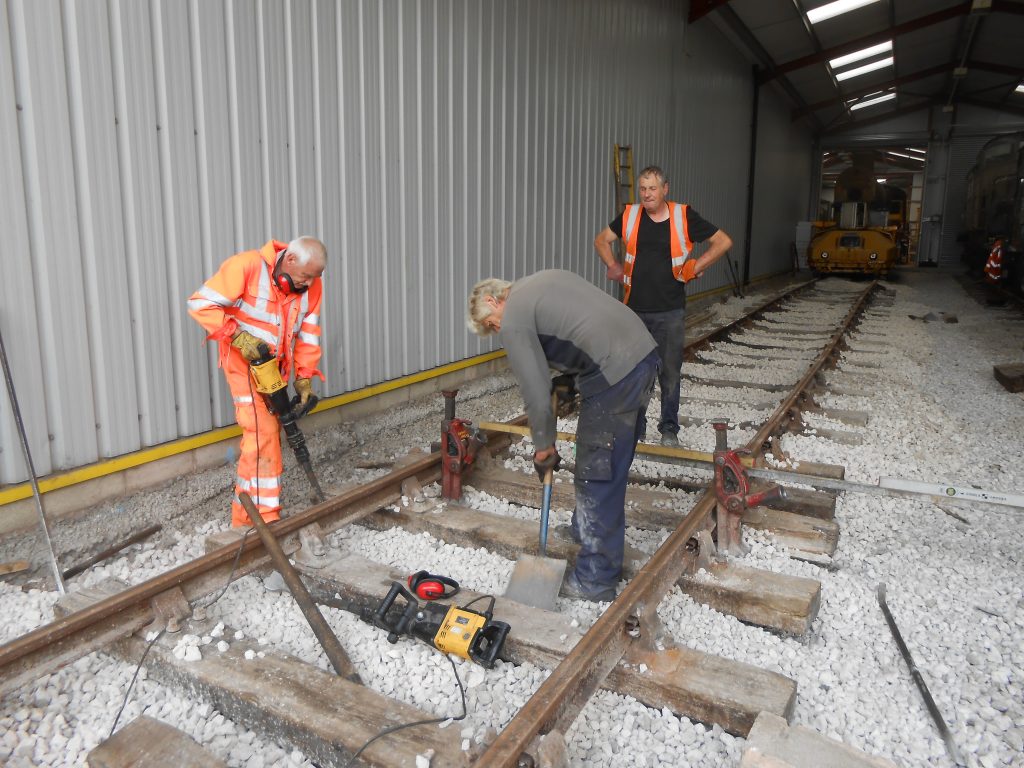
[
  {"left": 294, "top": 377, "right": 313, "bottom": 406},
  {"left": 230, "top": 331, "right": 264, "bottom": 362}
]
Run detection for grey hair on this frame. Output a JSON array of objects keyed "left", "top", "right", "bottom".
[
  {"left": 637, "top": 165, "right": 668, "bottom": 185},
  {"left": 287, "top": 236, "right": 327, "bottom": 267},
  {"left": 466, "top": 278, "right": 512, "bottom": 336}
]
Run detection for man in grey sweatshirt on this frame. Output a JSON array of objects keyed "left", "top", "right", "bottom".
[{"left": 467, "top": 270, "right": 658, "bottom": 602}]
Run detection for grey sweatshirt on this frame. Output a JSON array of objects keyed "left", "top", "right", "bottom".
[{"left": 499, "top": 270, "right": 656, "bottom": 448}]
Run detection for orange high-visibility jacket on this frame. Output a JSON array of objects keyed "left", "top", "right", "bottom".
[
  {"left": 621, "top": 202, "right": 693, "bottom": 304},
  {"left": 187, "top": 240, "right": 324, "bottom": 381},
  {"left": 985, "top": 241, "right": 1004, "bottom": 284}
]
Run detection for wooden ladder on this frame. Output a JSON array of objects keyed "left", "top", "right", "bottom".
[{"left": 613, "top": 144, "right": 635, "bottom": 213}]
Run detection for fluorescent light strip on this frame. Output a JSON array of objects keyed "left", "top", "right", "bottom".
[
  {"left": 830, "top": 41, "right": 892, "bottom": 70},
  {"left": 836, "top": 56, "right": 894, "bottom": 82},
  {"left": 888, "top": 150, "right": 924, "bottom": 160},
  {"left": 1017, "top": 84, "right": 1024, "bottom": 93},
  {"left": 807, "top": 0, "right": 884, "bottom": 24},
  {"left": 850, "top": 92, "right": 896, "bottom": 110}
]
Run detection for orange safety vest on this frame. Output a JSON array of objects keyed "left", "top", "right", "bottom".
[
  {"left": 187, "top": 239, "right": 324, "bottom": 381},
  {"left": 621, "top": 202, "right": 693, "bottom": 304},
  {"left": 985, "top": 241, "right": 1004, "bottom": 284}
]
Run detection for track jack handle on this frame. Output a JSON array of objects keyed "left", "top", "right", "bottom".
[{"left": 711, "top": 421, "right": 785, "bottom": 557}]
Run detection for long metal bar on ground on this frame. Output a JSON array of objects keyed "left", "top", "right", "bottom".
[
  {"left": 63, "top": 524, "right": 162, "bottom": 580},
  {"left": 478, "top": 280, "right": 875, "bottom": 766},
  {"left": 877, "top": 584, "right": 966, "bottom": 768}
]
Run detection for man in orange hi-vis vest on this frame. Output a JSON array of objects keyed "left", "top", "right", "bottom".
[
  {"left": 188, "top": 237, "right": 326, "bottom": 529},
  {"left": 594, "top": 166, "right": 733, "bottom": 447}
]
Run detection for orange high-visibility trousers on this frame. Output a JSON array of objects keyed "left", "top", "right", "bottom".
[{"left": 225, "top": 354, "right": 283, "bottom": 528}]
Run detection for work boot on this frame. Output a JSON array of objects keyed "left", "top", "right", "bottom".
[
  {"left": 659, "top": 431, "right": 680, "bottom": 447},
  {"left": 561, "top": 571, "right": 616, "bottom": 603}
]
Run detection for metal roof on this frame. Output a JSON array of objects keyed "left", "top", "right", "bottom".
[{"left": 691, "top": 0, "right": 1024, "bottom": 135}]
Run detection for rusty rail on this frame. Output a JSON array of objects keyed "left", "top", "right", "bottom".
[{"left": 478, "top": 280, "right": 878, "bottom": 765}]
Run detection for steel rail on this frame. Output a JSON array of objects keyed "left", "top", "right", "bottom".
[
  {"left": 478, "top": 280, "right": 879, "bottom": 766},
  {"left": 748, "top": 281, "right": 878, "bottom": 454}
]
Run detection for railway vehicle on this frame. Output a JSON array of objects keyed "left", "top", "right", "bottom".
[
  {"left": 961, "top": 132, "right": 1024, "bottom": 295},
  {"left": 808, "top": 163, "right": 905, "bottom": 277}
]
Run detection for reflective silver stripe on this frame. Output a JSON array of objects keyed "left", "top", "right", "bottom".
[
  {"left": 200, "top": 284, "right": 232, "bottom": 305},
  {"left": 624, "top": 252, "right": 635, "bottom": 265},
  {"left": 671, "top": 204, "right": 690, "bottom": 259},
  {"left": 623, "top": 205, "right": 642, "bottom": 252},
  {"left": 298, "top": 331, "right": 320, "bottom": 346},
  {"left": 623, "top": 275, "right": 631, "bottom": 285},
  {"left": 187, "top": 298, "right": 218, "bottom": 312},
  {"left": 234, "top": 493, "right": 280, "bottom": 508},
  {"left": 304, "top": 312, "right": 319, "bottom": 325},
  {"left": 235, "top": 299, "right": 279, "bottom": 325},
  {"left": 237, "top": 475, "right": 281, "bottom": 489},
  {"left": 234, "top": 320, "right": 276, "bottom": 346},
  {"left": 255, "top": 261, "right": 273, "bottom": 313},
  {"left": 232, "top": 395, "right": 254, "bottom": 404},
  {"left": 671, "top": 255, "right": 687, "bottom": 267}
]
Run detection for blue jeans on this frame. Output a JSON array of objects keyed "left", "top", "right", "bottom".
[
  {"left": 634, "top": 308, "right": 686, "bottom": 436},
  {"left": 570, "top": 350, "right": 658, "bottom": 593}
]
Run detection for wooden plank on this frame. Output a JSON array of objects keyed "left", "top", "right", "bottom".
[
  {"left": 813, "top": 408, "right": 869, "bottom": 427},
  {"left": 680, "top": 561, "right": 821, "bottom": 636},
  {"left": 741, "top": 712, "right": 897, "bottom": 768},
  {"left": 115, "top": 621, "right": 467, "bottom": 768},
  {"left": 742, "top": 507, "right": 839, "bottom": 557},
  {"left": 87, "top": 716, "right": 226, "bottom": 768},
  {"left": 683, "top": 375, "right": 793, "bottom": 393},
  {"left": 994, "top": 362, "right": 1024, "bottom": 393},
  {"left": 0, "top": 560, "right": 30, "bottom": 577},
  {"left": 361, "top": 502, "right": 821, "bottom": 636},
  {"left": 300, "top": 553, "right": 797, "bottom": 737},
  {"left": 469, "top": 465, "right": 837, "bottom": 557}
]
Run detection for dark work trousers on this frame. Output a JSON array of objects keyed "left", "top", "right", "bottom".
[
  {"left": 634, "top": 308, "right": 686, "bottom": 436},
  {"left": 570, "top": 350, "right": 658, "bottom": 593}
]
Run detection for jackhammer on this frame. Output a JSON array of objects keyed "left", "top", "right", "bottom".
[{"left": 248, "top": 343, "right": 326, "bottom": 503}]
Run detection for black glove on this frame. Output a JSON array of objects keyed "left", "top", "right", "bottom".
[
  {"left": 550, "top": 373, "right": 577, "bottom": 406},
  {"left": 533, "top": 450, "right": 561, "bottom": 482}
]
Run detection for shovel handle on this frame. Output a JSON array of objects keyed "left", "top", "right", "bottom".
[{"left": 539, "top": 469, "right": 553, "bottom": 557}]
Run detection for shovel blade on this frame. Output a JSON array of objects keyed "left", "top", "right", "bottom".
[{"left": 504, "top": 554, "right": 568, "bottom": 612}]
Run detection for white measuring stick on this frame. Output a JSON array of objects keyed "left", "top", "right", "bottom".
[
  {"left": 878, "top": 477, "right": 1024, "bottom": 510},
  {"left": 744, "top": 467, "right": 1024, "bottom": 511}
]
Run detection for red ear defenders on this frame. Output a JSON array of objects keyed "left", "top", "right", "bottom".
[{"left": 407, "top": 570, "right": 460, "bottom": 600}]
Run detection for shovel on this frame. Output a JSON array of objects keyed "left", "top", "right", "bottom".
[{"left": 504, "top": 393, "right": 568, "bottom": 611}]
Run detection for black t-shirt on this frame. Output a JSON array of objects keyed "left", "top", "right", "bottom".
[{"left": 609, "top": 205, "right": 718, "bottom": 312}]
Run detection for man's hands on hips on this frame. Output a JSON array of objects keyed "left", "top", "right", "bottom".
[
  {"left": 682, "top": 258, "right": 701, "bottom": 282},
  {"left": 533, "top": 446, "right": 561, "bottom": 482},
  {"left": 606, "top": 261, "right": 625, "bottom": 284}
]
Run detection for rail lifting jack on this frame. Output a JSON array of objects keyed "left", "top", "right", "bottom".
[
  {"left": 712, "top": 421, "right": 785, "bottom": 557},
  {"left": 440, "top": 390, "right": 487, "bottom": 500}
]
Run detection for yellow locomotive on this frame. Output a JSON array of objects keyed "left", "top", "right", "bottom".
[{"left": 809, "top": 162, "right": 904, "bottom": 277}]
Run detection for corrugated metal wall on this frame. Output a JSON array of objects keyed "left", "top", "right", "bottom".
[
  {"left": 1, "top": 0, "right": 801, "bottom": 484},
  {"left": 749, "top": 83, "right": 814, "bottom": 277}
]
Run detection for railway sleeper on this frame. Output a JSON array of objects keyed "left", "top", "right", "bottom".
[
  {"left": 358, "top": 501, "right": 821, "bottom": 636},
  {"left": 300, "top": 552, "right": 797, "bottom": 737},
  {"left": 88, "top": 715, "right": 226, "bottom": 768},
  {"left": 59, "top": 582, "right": 471, "bottom": 768},
  {"left": 464, "top": 465, "right": 839, "bottom": 559}
]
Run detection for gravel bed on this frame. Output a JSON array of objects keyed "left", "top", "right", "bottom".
[{"left": 1, "top": 272, "right": 1021, "bottom": 767}]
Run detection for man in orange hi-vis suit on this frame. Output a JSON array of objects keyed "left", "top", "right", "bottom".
[{"left": 188, "top": 237, "right": 326, "bottom": 528}]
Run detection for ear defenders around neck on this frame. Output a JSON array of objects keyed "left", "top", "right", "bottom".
[
  {"left": 407, "top": 570, "right": 460, "bottom": 600},
  {"left": 274, "top": 253, "right": 309, "bottom": 295}
]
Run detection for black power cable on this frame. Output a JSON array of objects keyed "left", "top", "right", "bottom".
[{"left": 343, "top": 652, "right": 468, "bottom": 768}]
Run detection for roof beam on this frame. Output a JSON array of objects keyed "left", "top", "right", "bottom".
[
  {"left": 688, "top": 0, "right": 733, "bottom": 24},
  {"left": 791, "top": 62, "right": 950, "bottom": 120},
  {"left": 762, "top": 2, "right": 973, "bottom": 83},
  {"left": 959, "top": 95, "right": 1024, "bottom": 117},
  {"left": 966, "top": 59, "right": 1024, "bottom": 78}
]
